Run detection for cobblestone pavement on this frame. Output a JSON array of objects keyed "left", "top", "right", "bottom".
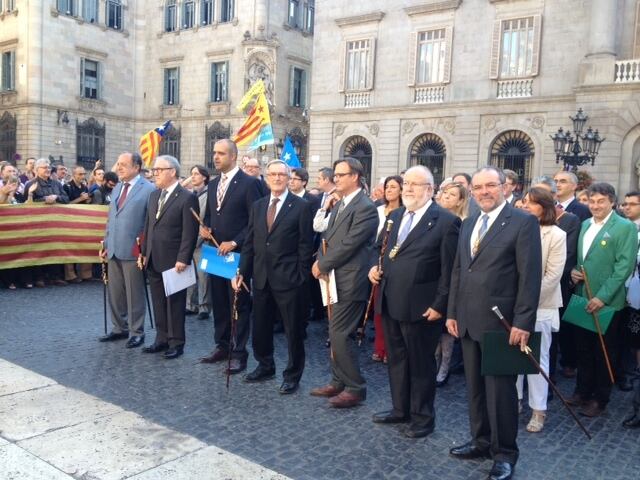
[{"left": 1, "top": 282, "right": 639, "bottom": 479}]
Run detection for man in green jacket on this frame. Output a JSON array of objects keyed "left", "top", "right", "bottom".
[{"left": 570, "top": 182, "right": 638, "bottom": 417}]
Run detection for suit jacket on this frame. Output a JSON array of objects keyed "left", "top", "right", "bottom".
[
  {"left": 565, "top": 198, "right": 591, "bottom": 222},
  {"left": 203, "top": 169, "right": 263, "bottom": 249},
  {"left": 557, "top": 210, "right": 581, "bottom": 304},
  {"left": 317, "top": 190, "right": 378, "bottom": 302},
  {"left": 575, "top": 212, "right": 638, "bottom": 311},
  {"left": 376, "top": 203, "right": 460, "bottom": 322},
  {"left": 142, "top": 184, "right": 199, "bottom": 273},
  {"left": 447, "top": 204, "right": 542, "bottom": 341},
  {"left": 194, "top": 186, "right": 208, "bottom": 248},
  {"left": 240, "top": 192, "right": 314, "bottom": 290},
  {"left": 104, "top": 177, "right": 155, "bottom": 261},
  {"left": 538, "top": 225, "right": 566, "bottom": 310}
]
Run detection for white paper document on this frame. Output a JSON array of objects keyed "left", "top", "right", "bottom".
[
  {"left": 162, "top": 263, "right": 197, "bottom": 297},
  {"left": 319, "top": 270, "right": 338, "bottom": 306}
]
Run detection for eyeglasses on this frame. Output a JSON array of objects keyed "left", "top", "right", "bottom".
[
  {"left": 471, "top": 183, "right": 502, "bottom": 192},
  {"left": 290, "top": 177, "right": 303, "bottom": 182},
  {"left": 333, "top": 172, "right": 354, "bottom": 179},
  {"left": 402, "top": 181, "right": 430, "bottom": 189},
  {"left": 151, "top": 167, "right": 174, "bottom": 175},
  {"left": 621, "top": 202, "right": 640, "bottom": 207},
  {"left": 267, "top": 173, "right": 288, "bottom": 178}
]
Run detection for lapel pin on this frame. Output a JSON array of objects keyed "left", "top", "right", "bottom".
[{"left": 601, "top": 240, "right": 607, "bottom": 246}]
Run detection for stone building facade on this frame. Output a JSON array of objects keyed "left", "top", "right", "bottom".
[
  {"left": 0, "top": 0, "right": 313, "bottom": 171},
  {"left": 308, "top": 0, "right": 640, "bottom": 194}
]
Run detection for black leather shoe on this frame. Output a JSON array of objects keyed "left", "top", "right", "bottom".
[
  {"left": 617, "top": 377, "right": 633, "bottom": 392},
  {"left": 142, "top": 343, "right": 169, "bottom": 353},
  {"left": 99, "top": 331, "right": 129, "bottom": 342},
  {"left": 198, "top": 348, "right": 228, "bottom": 364},
  {"left": 279, "top": 381, "right": 299, "bottom": 394},
  {"left": 185, "top": 309, "right": 197, "bottom": 316},
  {"left": 404, "top": 423, "right": 434, "bottom": 438},
  {"left": 164, "top": 346, "right": 184, "bottom": 359},
  {"left": 243, "top": 367, "right": 276, "bottom": 383},
  {"left": 197, "top": 312, "right": 210, "bottom": 320},
  {"left": 125, "top": 336, "right": 145, "bottom": 348},
  {"left": 622, "top": 411, "right": 640, "bottom": 429},
  {"left": 372, "top": 410, "right": 409, "bottom": 424},
  {"left": 487, "top": 461, "right": 514, "bottom": 480},
  {"left": 226, "top": 358, "right": 247, "bottom": 375},
  {"left": 449, "top": 441, "right": 491, "bottom": 460}
]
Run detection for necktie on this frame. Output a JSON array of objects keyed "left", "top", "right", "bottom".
[
  {"left": 266, "top": 197, "right": 279, "bottom": 232},
  {"left": 397, "top": 211, "right": 415, "bottom": 246},
  {"left": 156, "top": 189, "right": 168, "bottom": 219},
  {"left": 472, "top": 214, "right": 489, "bottom": 257},
  {"left": 216, "top": 174, "right": 228, "bottom": 211},
  {"left": 116, "top": 182, "right": 129, "bottom": 210}
]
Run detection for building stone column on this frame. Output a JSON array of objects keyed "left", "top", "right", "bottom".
[
  {"left": 579, "top": 0, "right": 619, "bottom": 85},
  {"left": 254, "top": 0, "right": 268, "bottom": 40}
]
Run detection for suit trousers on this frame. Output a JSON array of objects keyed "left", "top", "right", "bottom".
[
  {"left": 147, "top": 265, "right": 186, "bottom": 348},
  {"left": 382, "top": 311, "right": 441, "bottom": 428},
  {"left": 186, "top": 246, "right": 211, "bottom": 314},
  {"left": 211, "top": 274, "right": 251, "bottom": 360},
  {"left": 107, "top": 258, "right": 147, "bottom": 335},
  {"left": 461, "top": 334, "right": 519, "bottom": 465},
  {"left": 329, "top": 300, "right": 366, "bottom": 397},
  {"left": 252, "top": 281, "right": 305, "bottom": 383}
]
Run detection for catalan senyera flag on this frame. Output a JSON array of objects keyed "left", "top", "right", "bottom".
[
  {"left": 0, "top": 204, "right": 108, "bottom": 270},
  {"left": 236, "top": 79, "right": 266, "bottom": 112},
  {"left": 233, "top": 92, "right": 274, "bottom": 149},
  {"left": 139, "top": 120, "right": 172, "bottom": 168}
]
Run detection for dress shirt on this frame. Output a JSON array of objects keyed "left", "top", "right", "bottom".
[
  {"left": 396, "top": 200, "right": 432, "bottom": 240},
  {"left": 470, "top": 201, "right": 507, "bottom": 255},
  {"left": 268, "top": 190, "right": 288, "bottom": 221},
  {"left": 341, "top": 188, "right": 362, "bottom": 208},
  {"left": 158, "top": 180, "right": 179, "bottom": 211},
  {"left": 581, "top": 210, "right": 614, "bottom": 261},
  {"left": 216, "top": 166, "right": 240, "bottom": 205},
  {"left": 559, "top": 197, "right": 576, "bottom": 210},
  {"left": 291, "top": 189, "right": 305, "bottom": 198}
]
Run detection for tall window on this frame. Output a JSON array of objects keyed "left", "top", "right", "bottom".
[
  {"left": 417, "top": 29, "right": 446, "bottom": 85},
  {"left": 288, "top": 0, "right": 299, "bottom": 28},
  {"left": 210, "top": 61, "right": 228, "bottom": 102},
  {"left": 165, "top": 0, "right": 177, "bottom": 32},
  {"left": 182, "top": 0, "right": 194, "bottom": 28},
  {"left": 303, "top": 0, "right": 314, "bottom": 32},
  {"left": 220, "top": 0, "right": 233, "bottom": 22},
  {"left": 57, "top": 0, "right": 76, "bottom": 16},
  {"left": 159, "top": 126, "right": 181, "bottom": 160},
  {"left": 289, "top": 0, "right": 313, "bottom": 32},
  {"left": 346, "top": 39, "right": 370, "bottom": 91},
  {"left": 0, "top": 112, "right": 17, "bottom": 166},
  {"left": 3, "top": 0, "right": 15, "bottom": 12},
  {"left": 164, "top": 67, "right": 180, "bottom": 105},
  {"left": 290, "top": 67, "right": 306, "bottom": 108},
  {"left": 80, "top": 58, "right": 100, "bottom": 99},
  {"left": 82, "top": 0, "right": 98, "bottom": 23},
  {"left": 1, "top": 51, "right": 15, "bottom": 91},
  {"left": 106, "top": 0, "right": 122, "bottom": 30},
  {"left": 201, "top": 0, "right": 213, "bottom": 25},
  {"left": 500, "top": 17, "right": 535, "bottom": 78},
  {"left": 76, "top": 118, "right": 106, "bottom": 170}
]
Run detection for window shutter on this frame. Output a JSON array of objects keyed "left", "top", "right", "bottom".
[
  {"left": 210, "top": 62, "right": 215, "bottom": 102},
  {"left": 407, "top": 31, "right": 418, "bottom": 87},
  {"left": 531, "top": 14, "right": 542, "bottom": 77},
  {"left": 176, "top": 68, "right": 180, "bottom": 104},
  {"left": 443, "top": 26, "right": 453, "bottom": 84},
  {"left": 80, "top": 58, "right": 85, "bottom": 96},
  {"left": 96, "top": 61, "right": 102, "bottom": 99},
  {"left": 163, "top": 69, "right": 168, "bottom": 104},
  {"left": 366, "top": 37, "right": 376, "bottom": 90},
  {"left": 301, "top": 69, "right": 307, "bottom": 108},
  {"left": 223, "top": 61, "right": 229, "bottom": 101},
  {"left": 289, "top": 66, "right": 295, "bottom": 106},
  {"left": 489, "top": 19, "right": 502, "bottom": 79},
  {"left": 338, "top": 40, "right": 346, "bottom": 93},
  {"left": 9, "top": 51, "right": 15, "bottom": 90}
]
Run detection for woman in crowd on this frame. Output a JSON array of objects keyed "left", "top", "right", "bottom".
[{"left": 518, "top": 187, "right": 567, "bottom": 432}]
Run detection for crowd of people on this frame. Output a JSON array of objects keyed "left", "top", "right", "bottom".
[{"left": 2, "top": 140, "right": 640, "bottom": 480}]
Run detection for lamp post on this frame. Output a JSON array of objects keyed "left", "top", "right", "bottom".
[{"left": 550, "top": 108, "right": 605, "bottom": 172}]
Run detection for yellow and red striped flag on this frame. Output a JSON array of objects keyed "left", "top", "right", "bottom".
[
  {"left": 0, "top": 204, "right": 108, "bottom": 269},
  {"left": 233, "top": 92, "right": 274, "bottom": 148},
  {"left": 139, "top": 120, "right": 172, "bottom": 168}
]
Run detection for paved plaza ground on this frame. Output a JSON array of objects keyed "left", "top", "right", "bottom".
[{"left": 0, "top": 282, "right": 639, "bottom": 479}]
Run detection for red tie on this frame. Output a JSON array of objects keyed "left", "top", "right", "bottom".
[{"left": 117, "top": 182, "right": 130, "bottom": 210}]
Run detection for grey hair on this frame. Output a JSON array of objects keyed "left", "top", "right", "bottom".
[
  {"left": 156, "top": 155, "right": 180, "bottom": 178},
  {"left": 35, "top": 158, "right": 50, "bottom": 168},
  {"left": 531, "top": 175, "right": 557, "bottom": 193},
  {"left": 472, "top": 166, "right": 506, "bottom": 184},
  {"left": 266, "top": 159, "right": 290, "bottom": 176},
  {"left": 556, "top": 170, "right": 578, "bottom": 185},
  {"left": 404, "top": 165, "right": 434, "bottom": 186}
]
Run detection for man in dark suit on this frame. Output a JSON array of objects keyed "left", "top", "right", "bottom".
[
  {"left": 554, "top": 171, "right": 591, "bottom": 222},
  {"left": 233, "top": 160, "right": 314, "bottom": 394},
  {"left": 242, "top": 156, "right": 269, "bottom": 197},
  {"left": 503, "top": 169, "right": 521, "bottom": 206},
  {"left": 140, "top": 155, "right": 199, "bottom": 359},
  {"left": 446, "top": 166, "right": 542, "bottom": 480},
  {"left": 199, "top": 139, "right": 263, "bottom": 373},
  {"left": 310, "top": 158, "right": 378, "bottom": 408},
  {"left": 368, "top": 166, "right": 460, "bottom": 438}
]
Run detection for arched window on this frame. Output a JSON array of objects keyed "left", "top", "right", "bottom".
[
  {"left": 0, "top": 111, "right": 17, "bottom": 165},
  {"left": 204, "top": 121, "right": 231, "bottom": 170},
  {"left": 409, "top": 133, "right": 446, "bottom": 186},
  {"left": 76, "top": 117, "right": 105, "bottom": 170},
  {"left": 160, "top": 124, "right": 181, "bottom": 161},
  {"left": 489, "top": 130, "right": 534, "bottom": 190},
  {"left": 341, "top": 135, "right": 372, "bottom": 188}
]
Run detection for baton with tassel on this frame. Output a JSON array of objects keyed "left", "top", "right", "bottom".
[
  {"left": 136, "top": 236, "right": 154, "bottom": 330},
  {"left": 227, "top": 268, "right": 241, "bottom": 391},
  {"left": 580, "top": 266, "right": 615, "bottom": 385},
  {"left": 358, "top": 219, "right": 393, "bottom": 345},
  {"left": 491, "top": 306, "right": 592, "bottom": 440},
  {"left": 99, "top": 241, "right": 108, "bottom": 335},
  {"left": 321, "top": 239, "right": 334, "bottom": 359}
]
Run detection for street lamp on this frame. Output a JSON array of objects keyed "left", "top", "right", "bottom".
[{"left": 550, "top": 108, "right": 605, "bottom": 172}]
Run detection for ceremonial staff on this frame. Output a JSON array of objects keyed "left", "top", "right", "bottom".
[
  {"left": 136, "top": 236, "right": 154, "bottom": 330},
  {"left": 358, "top": 219, "right": 393, "bottom": 346},
  {"left": 227, "top": 268, "right": 241, "bottom": 391},
  {"left": 321, "top": 239, "right": 334, "bottom": 359},
  {"left": 99, "top": 241, "right": 108, "bottom": 335},
  {"left": 581, "top": 266, "right": 615, "bottom": 384},
  {"left": 491, "top": 306, "right": 592, "bottom": 440}
]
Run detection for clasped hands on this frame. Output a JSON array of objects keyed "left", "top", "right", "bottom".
[
  {"left": 445, "top": 319, "right": 530, "bottom": 351},
  {"left": 570, "top": 269, "right": 605, "bottom": 313}
]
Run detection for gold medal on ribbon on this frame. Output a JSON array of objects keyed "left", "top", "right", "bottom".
[{"left": 389, "top": 245, "right": 400, "bottom": 260}]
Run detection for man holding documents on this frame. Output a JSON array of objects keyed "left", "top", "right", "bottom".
[
  {"left": 568, "top": 182, "right": 637, "bottom": 417},
  {"left": 141, "top": 155, "right": 199, "bottom": 359},
  {"left": 446, "top": 167, "right": 541, "bottom": 480},
  {"left": 232, "top": 160, "right": 313, "bottom": 394}
]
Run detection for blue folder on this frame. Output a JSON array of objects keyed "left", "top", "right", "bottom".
[{"left": 199, "top": 244, "right": 240, "bottom": 280}]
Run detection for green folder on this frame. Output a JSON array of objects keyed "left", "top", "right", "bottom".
[
  {"left": 562, "top": 294, "right": 615, "bottom": 334},
  {"left": 481, "top": 331, "right": 541, "bottom": 376}
]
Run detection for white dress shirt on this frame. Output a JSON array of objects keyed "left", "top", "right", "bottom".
[
  {"left": 469, "top": 201, "right": 507, "bottom": 256},
  {"left": 581, "top": 210, "right": 614, "bottom": 261},
  {"left": 268, "top": 190, "right": 288, "bottom": 221}
]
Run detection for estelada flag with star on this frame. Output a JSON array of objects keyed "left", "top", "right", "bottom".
[
  {"left": 233, "top": 91, "right": 274, "bottom": 150},
  {"left": 280, "top": 136, "right": 301, "bottom": 167},
  {"left": 139, "top": 120, "right": 172, "bottom": 167}
]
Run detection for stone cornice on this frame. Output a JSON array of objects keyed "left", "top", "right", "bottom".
[
  {"left": 335, "top": 11, "right": 385, "bottom": 28},
  {"left": 287, "top": 54, "right": 312, "bottom": 66},
  {"left": 159, "top": 55, "right": 185, "bottom": 64},
  {"left": 0, "top": 38, "right": 18, "bottom": 48},
  {"left": 75, "top": 46, "right": 108, "bottom": 59},
  {"left": 206, "top": 48, "right": 234, "bottom": 58},
  {"left": 404, "top": 1, "right": 462, "bottom": 16}
]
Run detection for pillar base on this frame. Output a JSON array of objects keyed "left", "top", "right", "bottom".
[{"left": 578, "top": 54, "right": 616, "bottom": 86}]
